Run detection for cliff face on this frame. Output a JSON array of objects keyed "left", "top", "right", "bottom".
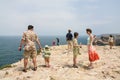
[
  {"left": 0, "top": 45, "right": 120, "bottom": 80},
  {"left": 94, "top": 34, "right": 120, "bottom": 46}
]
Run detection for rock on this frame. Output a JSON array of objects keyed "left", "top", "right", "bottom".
[
  {"left": 94, "top": 34, "right": 120, "bottom": 46},
  {"left": 50, "top": 76, "right": 56, "bottom": 80},
  {"left": 5, "top": 71, "right": 9, "bottom": 75},
  {"left": 111, "top": 75, "right": 116, "bottom": 79},
  {"left": 113, "top": 70, "right": 120, "bottom": 74}
]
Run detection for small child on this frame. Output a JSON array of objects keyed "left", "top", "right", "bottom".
[
  {"left": 42, "top": 45, "right": 51, "bottom": 67},
  {"left": 73, "top": 32, "right": 81, "bottom": 68}
]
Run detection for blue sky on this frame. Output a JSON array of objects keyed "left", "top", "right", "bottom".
[{"left": 0, "top": 0, "right": 120, "bottom": 36}]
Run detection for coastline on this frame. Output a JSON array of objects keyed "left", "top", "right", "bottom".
[
  {"left": 0, "top": 45, "right": 120, "bottom": 80},
  {"left": 0, "top": 36, "right": 88, "bottom": 67}
]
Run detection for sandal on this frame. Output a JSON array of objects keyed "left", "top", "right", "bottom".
[
  {"left": 23, "top": 69, "right": 27, "bottom": 72},
  {"left": 88, "top": 66, "right": 94, "bottom": 69},
  {"left": 47, "top": 65, "right": 51, "bottom": 68},
  {"left": 33, "top": 67, "right": 37, "bottom": 71}
]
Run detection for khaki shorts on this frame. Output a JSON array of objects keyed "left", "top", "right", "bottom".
[
  {"left": 109, "top": 42, "right": 113, "bottom": 46},
  {"left": 73, "top": 47, "right": 81, "bottom": 56},
  {"left": 23, "top": 50, "right": 37, "bottom": 59},
  {"left": 67, "top": 40, "right": 73, "bottom": 46}
]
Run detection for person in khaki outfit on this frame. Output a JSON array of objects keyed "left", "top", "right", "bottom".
[
  {"left": 73, "top": 32, "right": 81, "bottom": 68},
  {"left": 66, "top": 29, "right": 73, "bottom": 52},
  {"left": 108, "top": 35, "right": 114, "bottom": 49},
  {"left": 18, "top": 25, "right": 42, "bottom": 72}
]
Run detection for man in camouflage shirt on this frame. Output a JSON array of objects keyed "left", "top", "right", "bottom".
[{"left": 18, "top": 25, "right": 42, "bottom": 72}]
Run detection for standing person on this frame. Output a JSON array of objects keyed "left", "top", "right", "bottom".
[
  {"left": 56, "top": 38, "right": 60, "bottom": 46},
  {"left": 86, "top": 28, "right": 99, "bottom": 69},
  {"left": 52, "top": 40, "right": 56, "bottom": 46},
  {"left": 18, "top": 25, "right": 42, "bottom": 72},
  {"left": 66, "top": 29, "right": 73, "bottom": 51},
  {"left": 73, "top": 32, "right": 81, "bottom": 68},
  {"left": 108, "top": 35, "right": 114, "bottom": 49},
  {"left": 42, "top": 45, "right": 51, "bottom": 68}
]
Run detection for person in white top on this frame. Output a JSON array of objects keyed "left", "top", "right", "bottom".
[{"left": 86, "top": 28, "right": 99, "bottom": 69}]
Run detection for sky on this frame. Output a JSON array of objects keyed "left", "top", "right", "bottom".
[{"left": 0, "top": 0, "right": 120, "bottom": 36}]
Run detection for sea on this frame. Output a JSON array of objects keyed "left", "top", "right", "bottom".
[{"left": 0, "top": 36, "right": 87, "bottom": 67}]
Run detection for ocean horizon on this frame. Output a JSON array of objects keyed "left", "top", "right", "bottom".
[{"left": 0, "top": 36, "right": 88, "bottom": 67}]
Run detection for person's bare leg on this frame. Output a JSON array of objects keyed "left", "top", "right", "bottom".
[
  {"left": 44, "top": 58, "right": 47, "bottom": 66},
  {"left": 45, "top": 58, "right": 47, "bottom": 67},
  {"left": 24, "top": 58, "right": 28, "bottom": 69},
  {"left": 68, "top": 44, "right": 70, "bottom": 50},
  {"left": 70, "top": 42, "right": 73, "bottom": 52},
  {"left": 23, "top": 58, "right": 28, "bottom": 72},
  {"left": 32, "top": 57, "right": 37, "bottom": 71},
  {"left": 73, "top": 56, "right": 78, "bottom": 68},
  {"left": 68, "top": 44, "right": 70, "bottom": 53},
  {"left": 47, "top": 58, "right": 50, "bottom": 67},
  {"left": 45, "top": 58, "right": 49, "bottom": 67},
  {"left": 70, "top": 45, "right": 73, "bottom": 51},
  {"left": 73, "top": 56, "right": 76, "bottom": 65},
  {"left": 110, "top": 45, "right": 112, "bottom": 49},
  {"left": 88, "top": 62, "right": 93, "bottom": 69}
]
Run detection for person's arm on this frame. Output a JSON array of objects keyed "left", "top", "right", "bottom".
[
  {"left": 74, "top": 44, "right": 81, "bottom": 47},
  {"left": 18, "top": 32, "right": 26, "bottom": 51},
  {"left": 36, "top": 39, "right": 42, "bottom": 49},
  {"left": 74, "top": 45, "right": 81, "bottom": 47},
  {"left": 73, "top": 39, "right": 81, "bottom": 47},
  {"left": 89, "top": 34, "right": 93, "bottom": 46},
  {"left": 36, "top": 35, "right": 42, "bottom": 49},
  {"left": 18, "top": 39, "right": 24, "bottom": 51},
  {"left": 66, "top": 34, "right": 68, "bottom": 41}
]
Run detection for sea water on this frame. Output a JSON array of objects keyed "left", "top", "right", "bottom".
[{"left": 0, "top": 36, "right": 87, "bottom": 67}]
